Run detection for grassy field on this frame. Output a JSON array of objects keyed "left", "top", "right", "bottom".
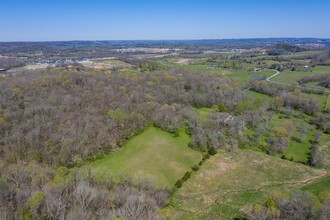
[
  {"left": 279, "top": 51, "right": 324, "bottom": 59},
  {"left": 177, "top": 64, "right": 274, "bottom": 82},
  {"left": 271, "top": 66, "right": 330, "bottom": 85},
  {"left": 93, "top": 59, "right": 129, "bottom": 65},
  {"left": 170, "top": 149, "right": 326, "bottom": 219},
  {"left": 88, "top": 127, "right": 202, "bottom": 188},
  {"left": 225, "top": 69, "right": 274, "bottom": 82},
  {"left": 301, "top": 176, "right": 330, "bottom": 196},
  {"left": 246, "top": 90, "right": 272, "bottom": 103}
]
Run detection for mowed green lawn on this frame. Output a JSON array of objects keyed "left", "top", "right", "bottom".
[{"left": 90, "top": 127, "right": 202, "bottom": 188}]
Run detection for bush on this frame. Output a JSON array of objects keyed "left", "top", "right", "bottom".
[
  {"left": 204, "top": 154, "right": 210, "bottom": 159},
  {"left": 192, "top": 164, "right": 200, "bottom": 171},
  {"left": 208, "top": 147, "right": 217, "bottom": 156},
  {"left": 175, "top": 179, "right": 183, "bottom": 188},
  {"left": 291, "top": 136, "right": 302, "bottom": 143},
  {"left": 182, "top": 171, "right": 191, "bottom": 181},
  {"left": 173, "top": 131, "right": 180, "bottom": 137}
]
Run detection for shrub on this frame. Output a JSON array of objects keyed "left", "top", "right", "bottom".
[
  {"left": 208, "top": 147, "right": 217, "bottom": 156},
  {"left": 204, "top": 154, "right": 210, "bottom": 159},
  {"left": 192, "top": 164, "right": 200, "bottom": 171},
  {"left": 27, "top": 191, "right": 44, "bottom": 219},
  {"left": 182, "top": 171, "right": 191, "bottom": 181},
  {"left": 175, "top": 179, "right": 183, "bottom": 188},
  {"left": 291, "top": 136, "right": 302, "bottom": 143},
  {"left": 173, "top": 131, "right": 180, "bottom": 137}
]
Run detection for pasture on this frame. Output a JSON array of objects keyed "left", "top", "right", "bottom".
[
  {"left": 170, "top": 149, "right": 326, "bottom": 219},
  {"left": 89, "top": 127, "right": 202, "bottom": 188},
  {"left": 270, "top": 66, "right": 330, "bottom": 86},
  {"left": 178, "top": 64, "right": 275, "bottom": 82}
]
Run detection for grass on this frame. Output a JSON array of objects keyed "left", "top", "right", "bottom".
[
  {"left": 305, "top": 93, "right": 329, "bottom": 110},
  {"left": 244, "top": 112, "right": 317, "bottom": 163},
  {"left": 93, "top": 59, "right": 129, "bottom": 65},
  {"left": 301, "top": 176, "right": 330, "bottom": 196},
  {"left": 246, "top": 90, "right": 272, "bottom": 103},
  {"left": 269, "top": 113, "right": 316, "bottom": 162},
  {"left": 170, "top": 149, "right": 325, "bottom": 219},
  {"left": 326, "top": 94, "right": 330, "bottom": 111},
  {"left": 88, "top": 127, "right": 202, "bottom": 188},
  {"left": 225, "top": 69, "right": 274, "bottom": 82},
  {"left": 279, "top": 51, "right": 324, "bottom": 59},
  {"left": 319, "top": 132, "right": 330, "bottom": 170},
  {"left": 271, "top": 66, "right": 330, "bottom": 85},
  {"left": 177, "top": 64, "right": 274, "bottom": 82},
  {"left": 193, "top": 107, "right": 217, "bottom": 120}
]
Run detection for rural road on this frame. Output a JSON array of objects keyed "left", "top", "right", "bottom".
[{"left": 266, "top": 70, "right": 280, "bottom": 82}]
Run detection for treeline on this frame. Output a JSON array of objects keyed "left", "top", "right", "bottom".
[
  {"left": 247, "top": 190, "right": 330, "bottom": 220},
  {"left": 0, "top": 161, "right": 170, "bottom": 219},
  {"left": 0, "top": 57, "right": 25, "bottom": 70},
  {"left": 249, "top": 80, "right": 319, "bottom": 115},
  {"left": 267, "top": 43, "right": 307, "bottom": 56},
  {"left": 298, "top": 74, "right": 330, "bottom": 89}
]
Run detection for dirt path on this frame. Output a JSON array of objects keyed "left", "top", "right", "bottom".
[{"left": 266, "top": 70, "right": 280, "bottom": 81}]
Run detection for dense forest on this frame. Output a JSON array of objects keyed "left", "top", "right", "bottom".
[{"left": 0, "top": 66, "right": 253, "bottom": 218}]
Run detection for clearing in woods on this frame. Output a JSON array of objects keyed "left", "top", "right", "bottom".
[{"left": 89, "top": 127, "right": 202, "bottom": 188}]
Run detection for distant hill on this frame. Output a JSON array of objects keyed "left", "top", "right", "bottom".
[{"left": 267, "top": 42, "right": 307, "bottom": 55}]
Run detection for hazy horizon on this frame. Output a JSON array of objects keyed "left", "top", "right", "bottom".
[
  {"left": 1, "top": 37, "right": 330, "bottom": 43},
  {"left": 1, "top": 0, "right": 330, "bottom": 42}
]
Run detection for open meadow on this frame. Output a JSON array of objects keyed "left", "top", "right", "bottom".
[
  {"left": 89, "top": 127, "right": 202, "bottom": 188},
  {"left": 170, "top": 149, "right": 327, "bottom": 219}
]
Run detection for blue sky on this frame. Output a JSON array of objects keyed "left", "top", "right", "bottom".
[{"left": 0, "top": 0, "right": 329, "bottom": 41}]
